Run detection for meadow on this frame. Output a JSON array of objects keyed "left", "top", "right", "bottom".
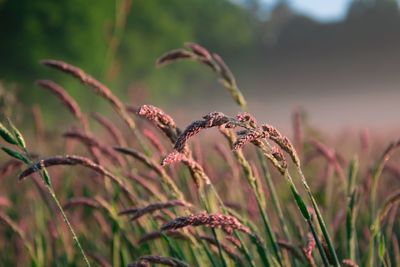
[{"left": 0, "top": 43, "right": 399, "bottom": 267}]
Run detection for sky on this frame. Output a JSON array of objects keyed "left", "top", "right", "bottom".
[{"left": 261, "top": 0, "right": 353, "bottom": 22}]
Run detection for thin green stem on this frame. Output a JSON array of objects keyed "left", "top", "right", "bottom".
[
  {"left": 45, "top": 184, "right": 92, "bottom": 267},
  {"left": 284, "top": 173, "right": 330, "bottom": 267},
  {"left": 296, "top": 168, "right": 340, "bottom": 266},
  {"left": 346, "top": 158, "right": 358, "bottom": 261}
]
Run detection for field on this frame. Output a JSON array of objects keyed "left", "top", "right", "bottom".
[{"left": 0, "top": 43, "right": 399, "bottom": 267}]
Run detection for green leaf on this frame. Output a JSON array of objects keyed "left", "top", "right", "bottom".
[
  {"left": 378, "top": 233, "right": 386, "bottom": 264},
  {"left": 8, "top": 120, "right": 26, "bottom": 149},
  {"left": 2, "top": 147, "right": 29, "bottom": 164},
  {"left": 290, "top": 185, "right": 310, "bottom": 220},
  {"left": 347, "top": 157, "right": 358, "bottom": 195},
  {"left": 0, "top": 123, "right": 18, "bottom": 145},
  {"left": 41, "top": 167, "right": 52, "bottom": 187}
]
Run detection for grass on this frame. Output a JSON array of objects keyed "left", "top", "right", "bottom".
[{"left": 0, "top": 43, "right": 399, "bottom": 267}]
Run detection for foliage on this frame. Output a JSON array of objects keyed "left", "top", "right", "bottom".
[{"left": 0, "top": 0, "right": 256, "bottom": 104}]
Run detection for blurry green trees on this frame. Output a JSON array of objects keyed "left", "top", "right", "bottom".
[
  {"left": 1, "top": 0, "right": 397, "bottom": 108},
  {"left": 0, "top": 0, "right": 257, "bottom": 104},
  {"left": 0, "top": 0, "right": 114, "bottom": 82}
]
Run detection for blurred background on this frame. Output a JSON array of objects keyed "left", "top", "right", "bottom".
[{"left": 1, "top": 0, "right": 400, "bottom": 134}]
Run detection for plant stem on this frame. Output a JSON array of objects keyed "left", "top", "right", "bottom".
[
  {"left": 285, "top": 173, "right": 330, "bottom": 267},
  {"left": 296, "top": 168, "right": 340, "bottom": 266},
  {"left": 45, "top": 183, "right": 92, "bottom": 267}
]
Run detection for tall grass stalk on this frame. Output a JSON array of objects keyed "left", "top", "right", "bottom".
[
  {"left": 346, "top": 157, "right": 359, "bottom": 261},
  {"left": 295, "top": 167, "right": 341, "bottom": 266},
  {"left": 287, "top": 172, "right": 330, "bottom": 266}
]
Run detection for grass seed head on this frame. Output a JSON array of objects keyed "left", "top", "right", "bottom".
[
  {"left": 233, "top": 130, "right": 267, "bottom": 150},
  {"left": 161, "top": 212, "right": 251, "bottom": 236},
  {"left": 262, "top": 124, "right": 300, "bottom": 167},
  {"left": 174, "top": 112, "right": 229, "bottom": 151},
  {"left": 41, "top": 59, "right": 135, "bottom": 130},
  {"left": 36, "top": 80, "right": 88, "bottom": 130},
  {"left": 156, "top": 49, "right": 195, "bottom": 67},
  {"left": 184, "top": 42, "right": 212, "bottom": 60},
  {"left": 236, "top": 112, "right": 258, "bottom": 128},
  {"left": 137, "top": 104, "right": 179, "bottom": 142},
  {"left": 138, "top": 105, "right": 177, "bottom": 129},
  {"left": 118, "top": 200, "right": 189, "bottom": 221}
]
